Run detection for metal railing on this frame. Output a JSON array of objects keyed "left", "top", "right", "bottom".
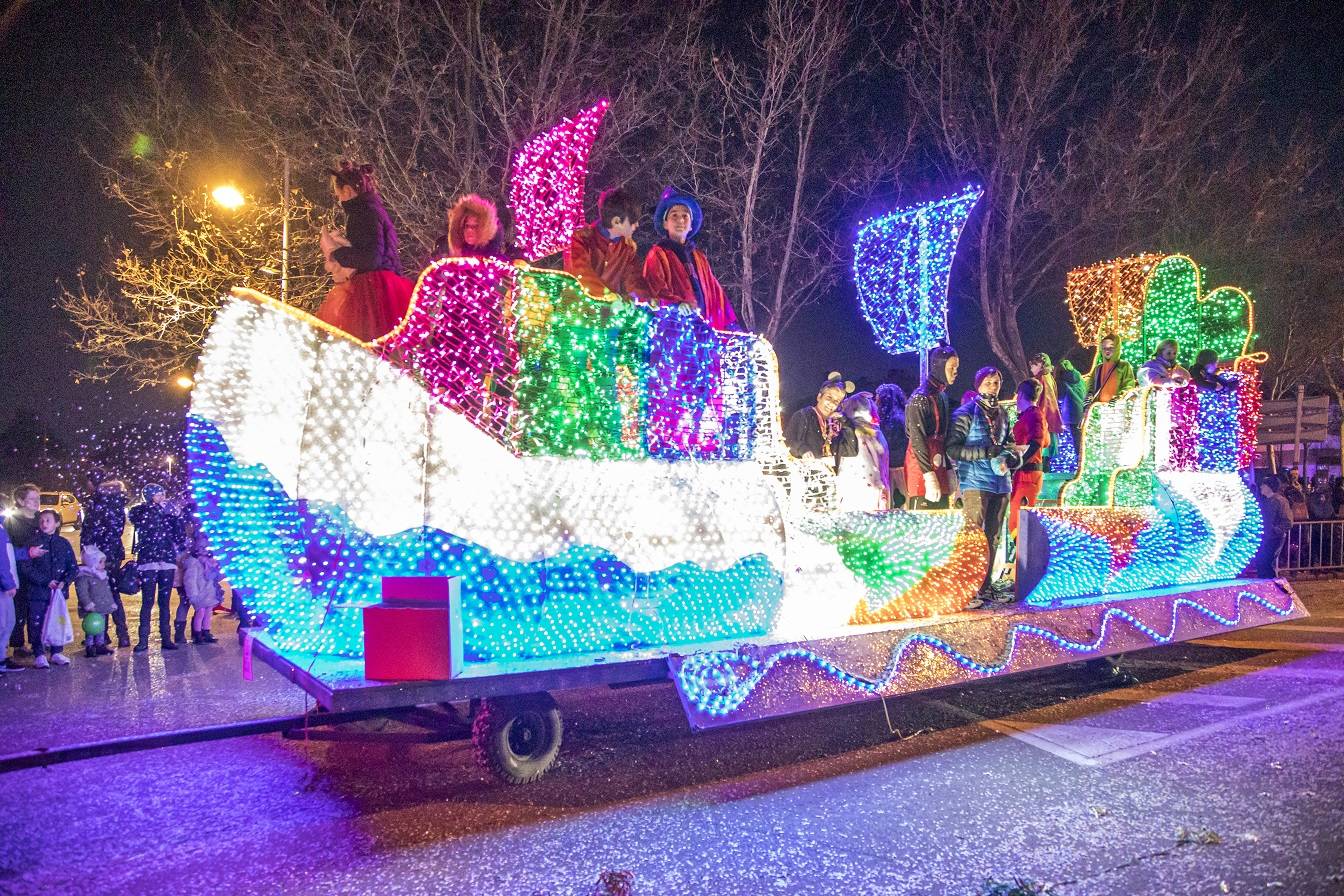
[{"left": 1277, "top": 519, "right": 1344, "bottom": 574}]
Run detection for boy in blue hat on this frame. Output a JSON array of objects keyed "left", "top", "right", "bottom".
[{"left": 643, "top": 187, "right": 739, "bottom": 330}]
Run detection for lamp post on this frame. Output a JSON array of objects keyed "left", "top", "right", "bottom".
[{"left": 212, "top": 155, "right": 290, "bottom": 302}]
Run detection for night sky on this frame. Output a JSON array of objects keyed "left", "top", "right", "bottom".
[{"left": 1, "top": 0, "right": 1340, "bottom": 447}]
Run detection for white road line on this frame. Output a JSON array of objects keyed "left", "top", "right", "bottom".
[
  {"left": 1193, "top": 638, "right": 1344, "bottom": 652},
  {"left": 1269, "top": 623, "right": 1344, "bottom": 634}
]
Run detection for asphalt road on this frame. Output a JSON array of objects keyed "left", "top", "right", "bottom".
[{"left": 1, "top": 581, "right": 1342, "bottom": 895}]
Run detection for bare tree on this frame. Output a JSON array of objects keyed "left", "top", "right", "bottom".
[{"left": 893, "top": 0, "right": 1261, "bottom": 375}]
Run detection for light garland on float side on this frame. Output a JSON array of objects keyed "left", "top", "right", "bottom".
[
  {"left": 677, "top": 588, "right": 1296, "bottom": 716},
  {"left": 853, "top": 184, "right": 983, "bottom": 355},
  {"left": 507, "top": 100, "right": 609, "bottom": 261},
  {"left": 644, "top": 307, "right": 723, "bottom": 460},
  {"left": 1118, "top": 255, "right": 1257, "bottom": 369}
]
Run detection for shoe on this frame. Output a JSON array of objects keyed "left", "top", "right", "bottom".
[
  {"left": 117, "top": 636, "right": 131, "bottom": 649},
  {"left": 86, "top": 645, "right": 96, "bottom": 658},
  {"left": 161, "top": 640, "right": 178, "bottom": 651},
  {"left": 14, "top": 647, "right": 32, "bottom": 658},
  {"left": 50, "top": 653, "right": 70, "bottom": 666},
  {"left": 134, "top": 642, "right": 148, "bottom": 653},
  {"left": 174, "top": 622, "right": 187, "bottom": 643},
  {"left": 4, "top": 658, "right": 23, "bottom": 670},
  {"left": 97, "top": 645, "right": 114, "bottom": 656},
  {"left": 34, "top": 655, "right": 50, "bottom": 669},
  {"left": 201, "top": 631, "right": 217, "bottom": 644}
]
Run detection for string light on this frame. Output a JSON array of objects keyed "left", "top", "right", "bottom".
[
  {"left": 853, "top": 184, "right": 982, "bottom": 355},
  {"left": 677, "top": 588, "right": 1296, "bottom": 717},
  {"left": 507, "top": 100, "right": 609, "bottom": 261},
  {"left": 1065, "top": 253, "right": 1164, "bottom": 347}
]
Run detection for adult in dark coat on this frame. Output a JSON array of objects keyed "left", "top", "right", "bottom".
[
  {"left": 903, "top": 345, "right": 960, "bottom": 508},
  {"left": 82, "top": 476, "right": 131, "bottom": 647},
  {"left": 128, "top": 484, "right": 186, "bottom": 652},
  {"left": 5, "top": 484, "right": 41, "bottom": 655}
]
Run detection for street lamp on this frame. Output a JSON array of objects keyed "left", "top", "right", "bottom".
[
  {"left": 174, "top": 374, "right": 194, "bottom": 389},
  {"left": 210, "top": 157, "right": 290, "bottom": 302},
  {"left": 211, "top": 184, "right": 245, "bottom": 210},
  {"left": 165, "top": 454, "right": 175, "bottom": 477}
]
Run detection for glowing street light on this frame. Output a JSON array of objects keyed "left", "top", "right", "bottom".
[
  {"left": 174, "top": 374, "right": 195, "bottom": 389},
  {"left": 211, "top": 184, "right": 246, "bottom": 210}
]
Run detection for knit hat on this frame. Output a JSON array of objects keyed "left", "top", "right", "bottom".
[
  {"left": 653, "top": 187, "right": 703, "bottom": 238},
  {"left": 81, "top": 544, "right": 105, "bottom": 568},
  {"left": 927, "top": 344, "right": 959, "bottom": 387},
  {"left": 143, "top": 483, "right": 165, "bottom": 500}
]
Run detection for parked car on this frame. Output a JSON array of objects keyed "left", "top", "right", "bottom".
[{"left": 39, "top": 490, "right": 82, "bottom": 530}]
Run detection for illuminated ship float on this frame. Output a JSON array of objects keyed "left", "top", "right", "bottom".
[{"left": 187, "top": 104, "right": 1303, "bottom": 780}]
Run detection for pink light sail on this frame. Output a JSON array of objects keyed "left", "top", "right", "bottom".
[{"left": 508, "top": 100, "right": 610, "bottom": 261}]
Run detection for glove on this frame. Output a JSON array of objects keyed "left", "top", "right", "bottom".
[
  {"left": 1060, "top": 359, "right": 1076, "bottom": 372},
  {"left": 922, "top": 471, "right": 942, "bottom": 504}
]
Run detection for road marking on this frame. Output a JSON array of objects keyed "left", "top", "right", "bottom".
[
  {"left": 1268, "top": 623, "right": 1344, "bottom": 634},
  {"left": 1193, "top": 638, "right": 1344, "bottom": 652},
  {"left": 931, "top": 686, "right": 1344, "bottom": 766}
]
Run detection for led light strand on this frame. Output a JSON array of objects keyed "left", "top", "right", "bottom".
[{"left": 508, "top": 101, "right": 609, "bottom": 261}]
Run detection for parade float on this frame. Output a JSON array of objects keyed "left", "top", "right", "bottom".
[{"left": 187, "top": 103, "right": 1304, "bottom": 782}]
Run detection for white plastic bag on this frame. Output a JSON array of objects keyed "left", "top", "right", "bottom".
[{"left": 42, "top": 588, "right": 75, "bottom": 646}]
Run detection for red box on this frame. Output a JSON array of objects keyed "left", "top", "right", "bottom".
[{"left": 362, "top": 576, "right": 459, "bottom": 682}]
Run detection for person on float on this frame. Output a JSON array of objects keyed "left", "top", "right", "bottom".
[
  {"left": 81, "top": 474, "right": 131, "bottom": 648},
  {"left": 785, "top": 374, "right": 850, "bottom": 460},
  {"left": 74, "top": 544, "right": 116, "bottom": 658},
  {"left": 1137, "top": 338, "right": 1191, "bottom": 387},
  {"left": 875, "top": 381, "right": 909, "bottom": 506},
  {"left": 313, "top": 161, "right": 414, "bottom": 342},
  {"left": 834, "top": 391, "right": 891, "bottom": 512},
  {"left": 1086, "top": 333, "right": 1137, "bottom": 404},
  {"left": 1007, "top": 378, "right": 1050, "bottom": 542},
  {"left": 5, "top": 484, "right": 42, "bottom": 658},
  {"left": 1256, "top": 473, "right": 1293, "bottom": 578},
  {"left": 128, "top": 483, "right": 186, "bottom": 653},
  {"left": 17, "top": 510, "right": 77, "bottom": 668},
  {"left": 643, "top": 187, "right": 739, "bottom": 330},
  {"left": 432, "top": 193, "right": 510, "bottom": 262},
  {"left": 903, "top": 344, "right": 960, "bottom": 509},
  {"left": 565, "top": 187, "right": 652, "bottom": 300},
  {"left": 1190, "top": 349, "right": 1235, "bottom": 392},
  {"left": 1054, "top": 356, "right": 1087, "bottom": 469},
  {"left": 1028, "top": 352, "right": 1064, "bottom": 468},
  {"left": 947, "top": 367, "right": 1019, "bottom": 607}
]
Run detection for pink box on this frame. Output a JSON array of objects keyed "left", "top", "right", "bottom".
[{"left": 381, "top": 575, "right": 455, "bottom": 605}]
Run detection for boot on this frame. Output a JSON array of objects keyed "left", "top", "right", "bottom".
[
  {"left": 85, "top": 637, "right": 96, "bottom": 659},
  {"left": 191, "top": 630, "right": 202, "bottom": 645},
  {"left": 174, "top": 621, "right": 186, "bottom": 643},
  {"left": 201, "top": 628, "right": 217, "bottom": 644}
]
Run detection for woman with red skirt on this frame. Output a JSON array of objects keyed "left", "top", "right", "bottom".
[{"left": 314, "top": 161, "right": 414, "bottom": 342}]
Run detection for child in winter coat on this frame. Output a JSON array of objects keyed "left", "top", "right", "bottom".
[
  {"left": 74, "top": 545, "right": 117, "bottom": 657},
  {"left": 182, "top": 535, "right": 224, "bottom": 644},
  {"left": 565, "top": 187, "right": 652, "bottom": 301},
  {"left": 643, "top": 187, "right": 739, "bottom": 330},
  {"left": 17, "top": 510, "right": 77, "bottom": 668}
]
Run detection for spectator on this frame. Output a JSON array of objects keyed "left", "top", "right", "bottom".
[
  {"left": 1256, "top": 474, "right": 1293, "bottom": 578},
  {"left": 0, "top": 522, "right": 19, "bottom": 672},
  {"left": 1307, "top": 471, "right": 1335, "bottom": 521},
  {"left": 1282, "top": 468, "right": 1308, "bottom": 522},
  {"left": 1332, "top": 476, "right": 1344, "bottom": 517},
  {"left": 17, "top": 509, "right": 77, "bottom": 668},
  {"left": 5, "top": 483, "right": 42, "bottom": 656},
  {"left": 182, "top": 533, "right": 224, "bottom": 644},
  {"left": 74, "top": 544, "right": 116, "bottom": 658},
  {"left": 82, "top": 475, "right": 131, "bottom": 647},
  {"left": 128, "top": 483, "right": 186, "bottom": 652}
]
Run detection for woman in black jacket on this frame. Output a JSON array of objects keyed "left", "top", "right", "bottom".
[
  {"left": 17, "top": 510, "right": 77, "bottom": 667},
  {"left": 128, "top": 484, "right": 186, "bottom": 652},
  {"left": 313, "top": 161, "right": 415, "bottom": 342}
]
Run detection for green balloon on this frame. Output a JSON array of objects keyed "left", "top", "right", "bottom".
[{"left": 82, "top": 613, "right": 106, "bottom": 636}]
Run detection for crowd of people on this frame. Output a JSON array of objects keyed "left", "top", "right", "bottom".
[
  {"left": 1, "top": 478, "right": 225, "bottom": 671},
  {"left": 781, "top": 334, "right": 1294, "bottom": 609},
  {"left": 311, "top": 161, "right": 740, "bottom": 342}
]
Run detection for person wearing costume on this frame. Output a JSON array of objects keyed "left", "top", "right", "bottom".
[
  {"left": 313, "top": 161, "right": 414, "bottom": 342},
  {"left": 1054, "top": 357, "right": 1086, "bottom": 470},
  {"left": 947, "top": 367, "right": 1018, "bottom": 606},
  {"left": 1029, "top": 353, "right": 1063, "bottom": 470},
  {"left": 1190, "top": 349, "right": 1235, "bottom": 392},
  {"left": 903, "top": 345, "right": 960, "bottom": 508},
  {"left": 1137, "top": 339, "right": 1190, "bottom": 388},
  {"left": 1008, "top": 378, "right": 1050, "bottom": 541},
  {"left": 834, "top": 392, "right": 891, "bottom": 512},
  {"left": 433, "top": 193, "right": 510, "bottom": 262},
  {"left": 785, "top": 374, "right": 849, "bottom": 460},
  {"left": 565, "top": 187, "right": 651, "bottom": 300},
  {"left": 643, "top": 187, "right": 738, "bottom": 330},
  {"left": 1087, "top": 333, "right": 1136, "bottom": 404}
]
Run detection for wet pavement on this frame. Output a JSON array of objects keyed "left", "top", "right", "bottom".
[{"left": 2, "top": 581, "right": 1343, "bottom": 895}]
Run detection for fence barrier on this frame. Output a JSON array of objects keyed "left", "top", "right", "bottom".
[{"left": 1278, "top": 519, "right": 1344, "bottom": 575}]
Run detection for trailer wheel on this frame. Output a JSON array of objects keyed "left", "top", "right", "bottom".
[{"left": 471, "top": 692, "right": 563, "bottom": 785}]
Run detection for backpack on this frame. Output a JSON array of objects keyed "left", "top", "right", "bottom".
[{"left": 115, "top": 560, "right": 141, "bottom": 596}]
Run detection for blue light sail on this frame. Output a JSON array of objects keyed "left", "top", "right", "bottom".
[{"left": 853, "top": 185, "right": 983, "bottom": 355}]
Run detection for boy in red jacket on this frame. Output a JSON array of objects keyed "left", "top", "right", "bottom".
[
  {"left": 564, "top": 187, "right": 651, "bottom": 301},
  {"left": 643, "top": 187, "right": 739, "bottom": 330},
  {"left": 1009, "top": 378, "right": 1051, "bottom": 540}
]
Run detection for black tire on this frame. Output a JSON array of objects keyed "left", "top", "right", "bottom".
[{"left": 471, "top": 692, "right": 563, "bottom": 785}]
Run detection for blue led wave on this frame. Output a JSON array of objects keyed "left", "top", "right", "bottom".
[
  {"left": 677, "top": 589, "right": 1294, "bottom": 716},
  {"left": 186, "top": 415, "right": 783, "bottom": 661}
]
